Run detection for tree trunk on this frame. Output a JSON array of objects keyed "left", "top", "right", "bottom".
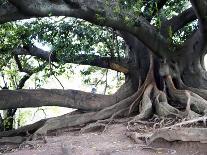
[
  {"left": 1, "top": 33, "right": 207, "bottom": 140},
  {"left": 1, "top": 0, "right": 207, "bottom": 144}
]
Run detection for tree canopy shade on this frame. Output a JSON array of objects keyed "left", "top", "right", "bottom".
[{"left": 1, "top": 0, "right": 207, "bottom": 144}]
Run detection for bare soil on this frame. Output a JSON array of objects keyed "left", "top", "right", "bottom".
[{"left": 1, "top": 124, "right": 207, "bottom": 155}]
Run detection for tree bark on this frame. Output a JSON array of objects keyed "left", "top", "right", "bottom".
[
  {"left": 1, "top": 0, "right": 207, "bottom": 144},
  {"left": 13, "top": 45, "right": 129, "bottom": 73},
  {"left": 0, "top": 77, "right": 135, "bottom": 111}
]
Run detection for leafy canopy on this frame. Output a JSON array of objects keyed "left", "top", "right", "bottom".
[{"left": 0, "top": 0, "right": 197, "bottom": 89}]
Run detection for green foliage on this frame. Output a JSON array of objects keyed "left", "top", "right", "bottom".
[
  {"left": 3, "top": 117, "right": 11, "bottom": 130},
  {"left": 103, "top": 0, "right": 143, "bottom": 26},
  {"left": 0, "top": 0, "right": 198, "bottom": 89},
  {"left": 1, "top": 60, "right": 19, "bottom": 89},
  {"left": 150, "top": 0, "right": 196, "bottom": 44},
  {"left": 0, "top": 15, "right": 127, "bottom": 94},
  {"left": 162, "top": 0, "right": 189, "bottom": 19},
  {"left": 0, "top": 0, "right": 200, "bottom": 130},
  {"left": 173, "top": 21, "right": 198, "bottom": 44},
  {"left": 80, "top": 66, "right": 124, "bottom": 94},
  {"left": 16, "top": 110, "right": 32, "bottom": 127}
]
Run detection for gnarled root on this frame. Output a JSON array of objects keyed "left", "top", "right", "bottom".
[
  {"left": 126, "top": 75, "right": 207, "bottom": 144},
  {"left": 34, "top": 92, "right": 135, "bottom": 136},
  {"left": 0, "top": 136, "right": 26, "bottom": 144},
  {"left": 146, "top": 127, "right": 207, "bottom": 144},
  {"left": 2, "top": 71, "right": 207, "bottom": 145},
  {"left": 0, "top": 86, "right": 136, "bottom": 143},
  {"left": 127, "top": 116, "right": 207, "bottom": 144},
  {"left": 0, "top": 119, "right": 47, "bottom": 138},
  {"left": 130, "top": 84, "right": 154, "bottom": 122},
  {"left": 165, "top": 75, "right": 207, "bottom": 117},
  {"left": 154, "top": 90, "right": 182, "bottom": 118}
]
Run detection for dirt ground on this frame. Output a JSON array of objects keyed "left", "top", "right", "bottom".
[{"left": 1, "top": 123, "right": 207, "bottom": 155}]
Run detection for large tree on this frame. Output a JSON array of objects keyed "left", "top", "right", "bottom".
[{"left": 0, "top": 0, "right": 207, "bottom": 143}]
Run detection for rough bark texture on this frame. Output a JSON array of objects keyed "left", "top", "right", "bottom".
[
  {"left": 0, "top": 0, "right": 207, "bottom": 144},
  {"left": 0, "top": 86, "right": 134, "bottom": 111}
]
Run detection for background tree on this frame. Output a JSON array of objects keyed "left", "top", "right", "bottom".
[{"left": 0, "top": 0, "right": 207, "bottom": 143}]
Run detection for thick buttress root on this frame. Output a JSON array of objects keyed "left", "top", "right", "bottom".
[
  {"left": 165, "top": 75, "right": 207, "bottom": 117},
  {"left": 0, "top": 89, "right": 136, "bottom": 142},
  {"left": 0, "top": 53, "right": 154, "bottom": 143},
  {"left": 1, "top": 65, "right": 207, "bottom": 145},
  {"left": 126, "top": 75, "right": 207, "bottom": 144}
]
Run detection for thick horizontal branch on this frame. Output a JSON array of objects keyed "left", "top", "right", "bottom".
[
  {"left": 0, "top": 2, "right": 29, "bottom": 24},
  {"left": 176, "top": 29, "right": 205, "bottom": 60},
  {"left": 177, "top": 2, "right": 207, "bottom": 56},
  {"left": 4, "top": 0, "right": 171, "bottom": 58},
  {"left": 0, "top": 89, "right": 118, "bottom": 111},
  {"left": 161, "top": 7, "right": 197, "bottom": 37},
  {"left": 13, "top": 45, "right": 129, "bottom": 73}
]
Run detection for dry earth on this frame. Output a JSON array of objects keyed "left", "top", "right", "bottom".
[{"left": 1, "top": 124, "right": 207, "bottom": 155}]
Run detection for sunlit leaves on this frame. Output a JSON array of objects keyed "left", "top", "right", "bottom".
[
  {"left": 173, "top": 21, "right": 198, "bottom": 44},
  {"left": 80, "top": 66, "right": 124, "bottom": 94},
  {"left": 162, "top": 0, "right": 190, "bottom": 19},
  {"left": 0, "top": 16, "right": 126, "bottom": 89}
]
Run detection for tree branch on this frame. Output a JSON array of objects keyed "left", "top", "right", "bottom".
[
  {"left": 14, "top": 54, "right": 47, "bottom": 89},
  {"left": 13, "top": 45, "right": 129, "bottom": 73},
  {"left": 190, "top": 0, "right": 207, "bottom": 38},
  {"left": 4, "top": 0, "right": 171, "bottom": 58},
  {"left": 176, "top": 2, "right": 207, "bottom": 59},
  {"left": 161, "top": 7, "right": 197, "bottom": 37},
  {"left": 0, "top": 89, "right": 118, "bottom": 111},
  {"left": 0, "top": 2, "right": 30, "bottom": 24},
  {"left": 14, "top": 54, "right": 31, "bottom": 74}
]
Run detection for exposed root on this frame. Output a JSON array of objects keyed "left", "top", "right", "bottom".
[
  {"left": 131, "top": 84, "right": 154, "bottom": 122},
  {"left": 127, "top": 116, "right": 207, "bottom": 144},
  {"left": 126, "top": 74, "right": 207, "bottom": 145},
  {"left": 0, "top": 119, "right": 47, "bottom": 138},
  {"left": 165, "top": 75, "right": 206, "bottom": 116},
  {"left": 154, "top": 91, "right": 182, "bottom": 118},
  {"left": 0, "top": 84, "right": 136, "bottom": 142},
  {"left": 126, "top": 132, "right": 177, "bottom": 153},
  {"left": 80, "top": 123, "right": 106, "bottom": 133},
  {"left": 126, "top": 131, "right": 147, "bottom": 143},
  {"left": 0, "top": 136, "right": 26, "bottom": 144},
  {"left": 34, "top": 91, "right": 136, "bottom": 136},
  {"left": 80, "top": 107, "right": 130, "bottom": 133},
  {"left": 164, "top": 116, "right": 207, "bottom": 128},
  {"left": 128, "top": 52, "right": 154, "bottom": 115},
  {"left": 97, "top": 117, "right": 132, "bottom": 124},
  {"left": 19, "top": 141, "right": 40, "bottom": 149},
  {"left": 189, "top": 92, "right": 207, "bottom": 114},
  {"left": 146, "top": 128, "right": 207, "bottom": 144},
  {"left": 80, "top": 116, "right": 132, "bottom": 133},
  {"left": 128, "top": 87, "right": 145, "bottom": 115},
  {"left": 178, "top": 76, "right": 207, "bottom": 101},
  {"left": 2, "top": 65, "right": 207, "bottom": 146}
]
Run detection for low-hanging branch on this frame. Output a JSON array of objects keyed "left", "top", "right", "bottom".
[
  {"left": 161, "top": 7, "right": 197, "bottom": 37},
  {"left": 0, "top": 89, "right": 121, "bottom": 111},
  {"left": 14, "top": 55, "right": 47, "bottom": 89},
  {"left": 13, "top": 45, "right": 129, "bottom": 73},
  {"left": 1, "top": 0, "right": 207, "bottom": 146}
]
